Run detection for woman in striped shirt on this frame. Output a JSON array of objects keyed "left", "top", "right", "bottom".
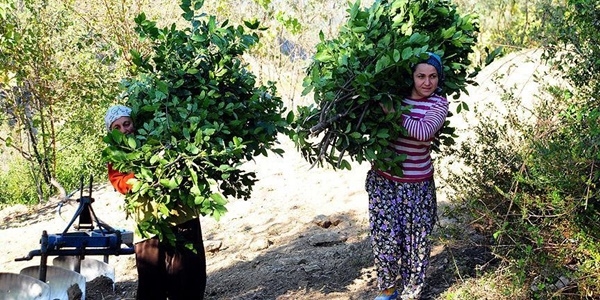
[{"left": 367, "top": 53, "right": 449, "bottom": 300}]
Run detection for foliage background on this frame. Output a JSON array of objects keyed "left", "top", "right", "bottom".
[{"left": 1, "top": 0, "right": 599, "bottom": 298}]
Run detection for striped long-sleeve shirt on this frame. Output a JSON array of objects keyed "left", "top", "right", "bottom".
[{"left": 375, "top": 94, "right": 449, "bottom": 182}]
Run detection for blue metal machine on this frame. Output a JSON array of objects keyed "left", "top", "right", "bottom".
[{"left": 15, "top": 176, "right": 135, "bottom": 281}]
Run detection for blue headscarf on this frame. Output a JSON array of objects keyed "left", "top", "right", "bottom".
[
  {"left": 424, "top": 52, "right": 443, "bottom": 78},
  {"left": 418, "top": 52, "right": 444, "bottom": 93}
]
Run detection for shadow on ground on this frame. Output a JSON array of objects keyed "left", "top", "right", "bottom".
[
  {"left": 202, "top": 203, "right": 499, "bottom": 300},
  {"left": 204, "top": 210, "right": 376, "bottom": 300}
]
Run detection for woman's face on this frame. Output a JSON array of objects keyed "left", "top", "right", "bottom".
[
  {"left": 411, "top": 63, "right": 439, "bottom": 99},
  {"left": 110, "top": 116, "right": 135, "bottom": 134}
]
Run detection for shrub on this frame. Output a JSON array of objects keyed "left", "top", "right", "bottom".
[
  {"left": 0, "top": 155, "right": 41, "bottom": 206},
  {"left": 102, "top": 0, "right": 292, "bottom": 246},
  {"left": 444, "top": 66, "right": 600, "bottom": 298},
  {"left": 289, "top": 0, "right": 479, "bottom": 173}
]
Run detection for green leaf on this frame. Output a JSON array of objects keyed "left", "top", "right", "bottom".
[
  {"left": 339, "top": 159, "right": 352, "bottom": 170},
  {"left": 286, "top": 111, "right": 295, "bottom": 124},
  {"left": 314, "top": 51, "right": 333, "bottom": 62},
  {"left": 160, "top": 177, "right": 178, "bottom": 190},
  {"left": 408, "top": 32, "right": 429, "bottom": 44},
  {"left": 127, "top": 136, "right": 137, "bottom": 149},
  {"left": 194, "top": 195, "right": 205, "bottom": 205},
  {"left": 193, "top": 0, "right": 204, "bottom": 10},
  {"left": 130, "top": 50, "right": 143, "bottom": 67},
  {"left": 243, "top": 18, "right": 260, "bottom": 30},
  {"left": 183, "top": 128, "right": 191, "bottom": 140},
  {"left": 351, "top": 26, "right": 368, "bottom": 33},
  {"left": 401, "top": 47, "right": 413, "bottom": 60},
  {"left": 375, "top": 55, "right": 391, "bottom": 73},
  {"left": 140, "top": 168, "right": 153, "bottom": 182},
  {"left": 186, "top": 143, "right": 200, "bottom": 154},
  {"left": 210, "top": 193, "right": 227, "bottom": 205},
  {"left": 349, "top": 132, "right": 362, "bottom": 139},
  {"left": 158, "top": 203, "right": 170, "bottom": 217},
  {"left": 392, "top": 49, "right": 401, "bottom": 62},
  {"left": 461, "top": 101, "right": 470, "bottom": 112},
  {"left": 376, "top": 129, "right": 390, "bottom": 138}
]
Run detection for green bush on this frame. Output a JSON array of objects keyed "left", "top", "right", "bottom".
[
  {"left": 102, "top": 0, "right": 292, "bottom": 246},
  {"left": 289, "top": 0, "right": 479, "bottom": 173},
  {"left": 55, "top": 136, "right": 107, "bottom": 193},
  {"left": 0, "top": 0, "right": 125, "bottom": 203},
  {"left": 442, "top": 0, "right": 600, "bottom": 296},
  {"left": 0, "top": 157, "right": 42, "bottom": 206},
  {"left": 444, "top": 68, "right": 600, "bottom": 299}
]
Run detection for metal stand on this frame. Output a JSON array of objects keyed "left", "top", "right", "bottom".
[{"left": 15, "top": 175, "right": 135, "bottom": 281}]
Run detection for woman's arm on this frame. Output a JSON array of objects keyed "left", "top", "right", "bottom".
[
  {"left": 402, "top": 97, "right": 449, "bottom": 141},
  {"left": 108, "top": 163, "right": 135, "bottom": 194}
]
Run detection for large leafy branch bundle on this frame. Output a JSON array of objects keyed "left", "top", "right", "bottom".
[
  {"left": 102, "top": 0, "right": 291, "bottom": 242},
  {"left": 290, "top": 0, "right": 478, "bottom": 174}
]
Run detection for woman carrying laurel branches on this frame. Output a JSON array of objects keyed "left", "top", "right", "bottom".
[
  {"left": 104, "top": 105, "right": 207, "bottom": 300},
  {"left": 366, "top": 52, "right": 449, "bottom": 300}
]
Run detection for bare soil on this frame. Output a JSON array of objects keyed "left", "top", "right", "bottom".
[{"left": 0, "top": 137, "right": 494, "bottom": 300}]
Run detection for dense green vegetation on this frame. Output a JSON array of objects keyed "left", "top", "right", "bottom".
[
  {"left": 1, "top": 0, "right": 599, "bottom": 297},
  {"left": 290, "top": 0, "right": 478, "bottom": 174},
  {"left": 0, "top": 0, "right": 125, "bottom": 203},
  {"left": 102, "top": 0, "right": 291, "bottom": 245},
  {"left": 442, "top": 0, "right": 600, "bottom": 298}
]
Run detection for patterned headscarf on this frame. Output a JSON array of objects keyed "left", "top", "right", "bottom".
[
  {"left": 424, "top": 52, "right": 443, "bottom": 78},
  {"left": 417, "top": 52, "right": 444, "bottom": 93},
  {"left": 104, "top": 105, "right": 132, "bottom": 132}
]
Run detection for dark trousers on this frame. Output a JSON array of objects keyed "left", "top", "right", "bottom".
[{"left": 134, "top": 218, "right": 206, "bottom": 300}]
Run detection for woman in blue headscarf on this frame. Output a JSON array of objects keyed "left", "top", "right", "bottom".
[{"left": 366, "top": 52, "right": 449, "bottom": 300}]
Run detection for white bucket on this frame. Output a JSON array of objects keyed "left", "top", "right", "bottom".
[
  {"left": 20, "top": 266, "right": 86, "bottom": 300},
  {"left": 0, "top": 272, "right": 50, "bottom": 300}
]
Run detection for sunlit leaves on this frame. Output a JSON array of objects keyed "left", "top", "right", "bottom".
[
  {"left": 102, "top": 1, "right": 291, "bottom": 246},
  {"left": 289, "top": 0, "right": 478, "bottom": 172}
]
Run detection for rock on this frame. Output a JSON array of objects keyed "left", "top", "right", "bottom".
[
  {"left": 313, "top": 215, "right": 332, "bottom": 228},
  {"left": 249, "top": 238, "right": 271, "bottom": 251},
  {"left": 313, "top": 215, "right": 343, "bottom": 228},
  {"left": 204, "top": 240, "right": 223, "bottom": 253},
  {"left": 308, "top": 232, "right": 347, "bottom": 246},
  {"left": 554, "top": 276, "right": 570, "bottom": 289},
  {"left": 279, "top": 257, "right": 307, "bottom": 265},
  {"left": 302, "top": 264, "right": 322, "bottom": 273}
]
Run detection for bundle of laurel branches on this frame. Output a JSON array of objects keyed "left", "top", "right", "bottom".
[{"left": 290, "top": 0, "right": 479, "bottom": 174}]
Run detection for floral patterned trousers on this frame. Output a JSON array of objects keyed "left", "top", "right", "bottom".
[{"left": 365, "top": 170, "right": 437, "bottom": 299}]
